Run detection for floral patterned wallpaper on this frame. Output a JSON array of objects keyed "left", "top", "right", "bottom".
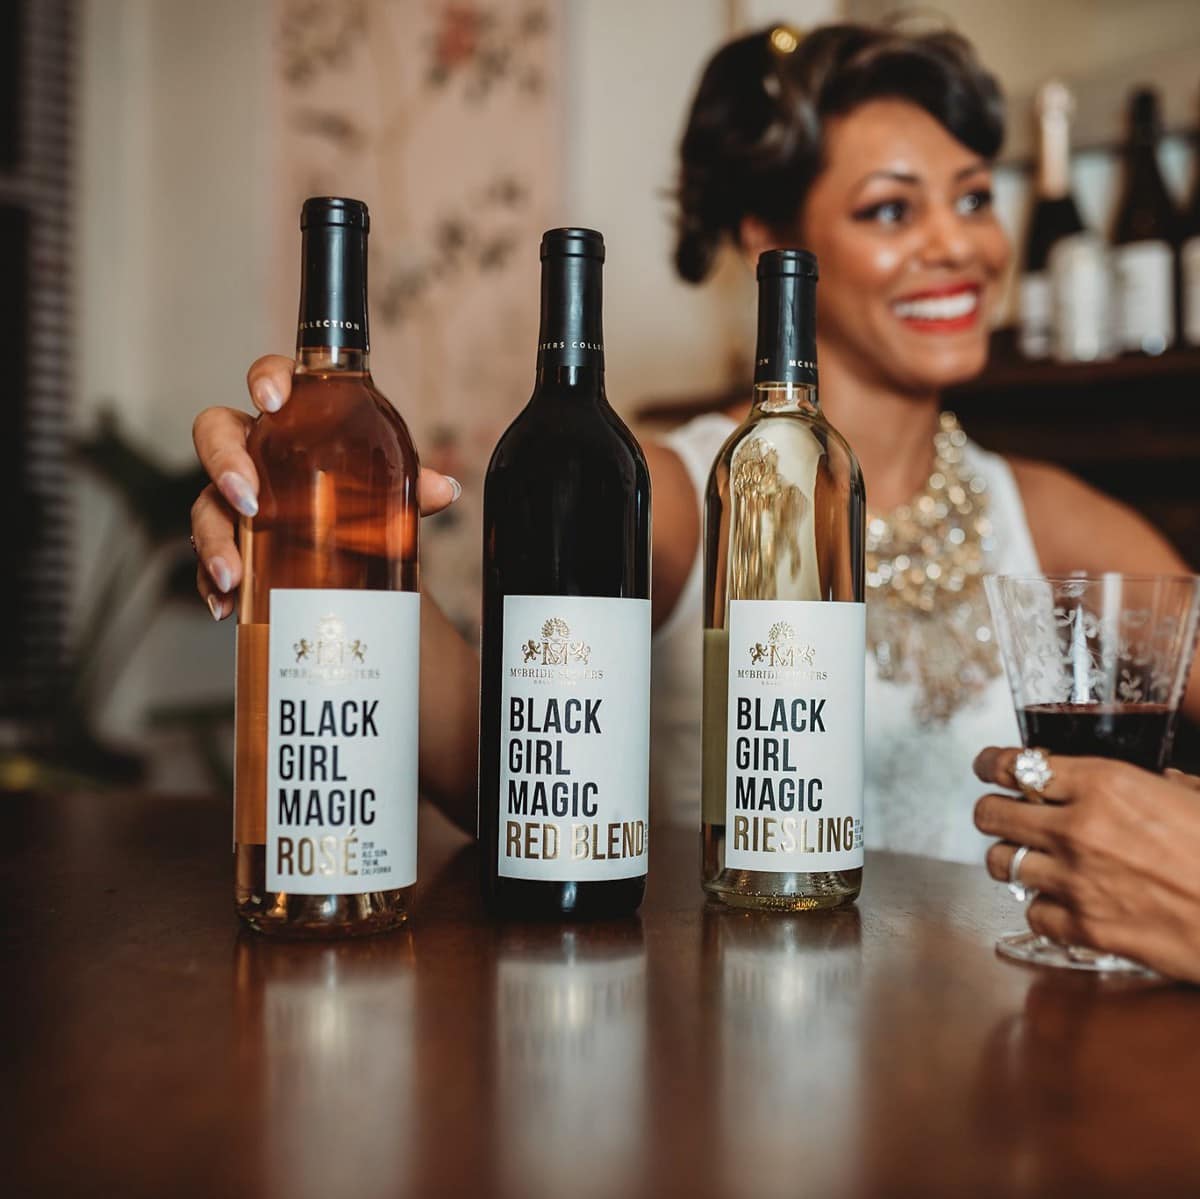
[{"left": 272, "top": 0, "right": 563, "bottom": 631}]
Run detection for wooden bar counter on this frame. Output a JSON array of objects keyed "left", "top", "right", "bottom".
[{"left": 5, "top": 791, "right": 1199, "bottom": 1198}]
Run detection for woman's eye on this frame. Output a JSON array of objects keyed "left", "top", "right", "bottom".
[
  {"left": 855, "top": 199, "right": 909, "bottom": 226},
  {"left": 957, "top": 188, "right": 994, "bottom": 216}
]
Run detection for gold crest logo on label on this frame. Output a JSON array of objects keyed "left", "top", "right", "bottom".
[
  {"left": 288, "top": 613, "right": 373, "bottom": 684},
  {"left": 749, "top": 621, "right": 815, "bottom": 668},
  {"left": 522, "top": 618, "right": 591, "bottom": 666}
]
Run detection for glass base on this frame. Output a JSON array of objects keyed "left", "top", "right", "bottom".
[{"left": 996, "top": 931, "right": 1156, "bottom": 975}]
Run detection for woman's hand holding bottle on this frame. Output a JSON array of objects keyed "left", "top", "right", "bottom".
[{"left": 190, "top": 353, "right": 461, "bottom": 620}]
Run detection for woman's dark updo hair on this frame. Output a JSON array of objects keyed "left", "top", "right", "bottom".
[{"left": 675, "top": 22, "right": 1005, "bottom": 283}]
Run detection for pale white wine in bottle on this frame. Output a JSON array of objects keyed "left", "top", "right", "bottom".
[
  {"left": 701, "top": 249, "right": 865, "bottom": 910},
  {"left": 234, "top": 197, "right": 420, "bottom": 937}
]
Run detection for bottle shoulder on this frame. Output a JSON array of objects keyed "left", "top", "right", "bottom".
[
  {"left": 709, "top": 407, "right": 863, "bottom": 482},
  {"left": 248, "top": 374, "right": 418, "bottom": 466},
  {"left": 487, "top": 395, "right": 649, "bottom": 481}
]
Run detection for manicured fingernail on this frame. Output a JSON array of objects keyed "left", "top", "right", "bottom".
[
  {"left": 207, "top": 594, "right": 223, "bottom": 622},
  {"left": 445, "top": 475, "right": 462, "bottom": 503},
  {"left": 254, "top": 378, "right": 283, "bottom": 413},
  {"left": 219, "top": 471, "right": 258, "bottom": 517},
  {"left": 207, "top": 556, "right": 232, "bottom": 593}
]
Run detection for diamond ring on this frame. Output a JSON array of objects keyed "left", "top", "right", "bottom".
[
  {"left": 1014, "top": 747, "right": 1054, "bottom": 802},
  {"left": 1008, "top": 844, "right": 1033, "bottom": 902}
]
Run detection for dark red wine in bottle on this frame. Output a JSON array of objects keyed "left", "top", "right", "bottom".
[
  {"left": 478, "top": 228, "right": 652, "bottom": 919},
  {"left": 1111, "top": 88, "right": 1180, "bottom": 355},
  {"left": 1018, "top": 81, "right": 1085, "bottom": 359},
  {"left": 1020, "top": 702, "right": 1175, "bottom": 772}
]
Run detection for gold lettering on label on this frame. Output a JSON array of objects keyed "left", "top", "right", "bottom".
[
  {"left": 571, "top": 823, "right": 589, "bottom": 860},
  {"left": 731, "top": 815, "right": 859, "bottom": 855},
  {"left": 271, "top": 832, "right": 364, "bottom": 878},
  {"left": 509, "top": 822, "right": 561, "bottom": 859},
  {"left": 509, "top": 820, "right": 649, "bottom": 861},
  {"left": 564, "top": 821, "right": 647, "bottom": 860}
]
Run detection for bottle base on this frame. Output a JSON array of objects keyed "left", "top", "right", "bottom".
[
  {"left": 482, "top": 875, "right": 646, "bottom": 921},
  {"left": 702, "top": 867, "right": 861, "bottom": 912},
  {"left": 235, "top": 888, "right": 413, "bottom": 939},
  {"left": 701, "top": 824, "right": 860, "bottom": 911}
]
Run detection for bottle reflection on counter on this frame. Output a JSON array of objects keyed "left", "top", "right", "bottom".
[
  {"left": 492, "top": 927, "right": 648, "bottom": 1195},
  {"left": 233, "top": 933, "right": 417, "bottom": 1192},
  {"left": 704, "top": 908, "right": 863, "bottom": 1195}
]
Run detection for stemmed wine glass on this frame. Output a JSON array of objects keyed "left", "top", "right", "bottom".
[{"left": 984, "top": 572, "right": 1200, "bottom": 972}]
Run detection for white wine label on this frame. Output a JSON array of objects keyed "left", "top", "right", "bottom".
[
  {"left": 497, "top": 594, "right": 651, "bottom": 881},
  {"left": 266, "top": 588, "right": 419, "bottom": 894},
  {"left": 1017, "top": 272, "right": 1051, "bottom": 359},
  {"left": 724, "top": 599, "right": 865, "bottom": 873},
  {"left": 1182, "top": 236, "right": 1200, "bottom": 347},
  {"left": 1113, "top": 240, "right": 1174, "bottom": 354}
]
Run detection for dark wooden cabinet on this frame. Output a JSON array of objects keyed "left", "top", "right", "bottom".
[{"left": 947, "top": 334, "right": 1200, "bottom": 568}]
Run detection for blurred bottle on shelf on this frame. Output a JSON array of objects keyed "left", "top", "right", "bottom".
[
  {"left": 1111, "top": 88, "right": 1180, "bottom": 356},
  {"left": 1019, "top": 81, "right": 1086, "bottom": 359},
  {"left": 1181, "top": 125, "right": 1200, "bottom": 347},
  {"left": 1049, "top": 233, "right": 1113, "bottom": 363}
]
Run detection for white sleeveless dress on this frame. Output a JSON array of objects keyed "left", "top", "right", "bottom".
[{"left": 650, "top": 412, "right": 1041, "bottom": 864}]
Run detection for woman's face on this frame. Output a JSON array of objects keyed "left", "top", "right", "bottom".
[{"left": 795, "top": 98, "right": 1010, "bottom": 396}]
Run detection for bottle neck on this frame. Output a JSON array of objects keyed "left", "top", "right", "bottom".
[
  {"left": 296, "top": 222, "right": 370, "bottom": 360},
  {"left": 1128, "top": 134, "right": 1161, "bottom": 175},
  {"left": 295, "top": 345, "right": 370, "bottom": 374},
  {"left": 754, "top": 269, "right": 818, "bottom": 389},
  {"left": 1037, "top": 108, "right": 1071, "bottom": 199},
  {"left": 535, "top": 251, "right": 604, "bottom": 390},
  {"left": 752, "top": 380, "right": 819, "bottom": 413}
]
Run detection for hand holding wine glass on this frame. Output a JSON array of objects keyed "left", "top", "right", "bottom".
[
  {"left": 981, "top": 572, "right": 1200, "bottom": 974},
  {"left": 973, "top": 746, "right": 1200, "bottom": 984}
]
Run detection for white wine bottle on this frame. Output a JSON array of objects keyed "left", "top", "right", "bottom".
[{"left": 701, "top": 249, "right": 865, "bottom": 911}]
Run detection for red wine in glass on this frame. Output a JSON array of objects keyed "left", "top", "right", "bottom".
[{"left": 1019, "top": 702, "right": 1175, "bottom": 772}]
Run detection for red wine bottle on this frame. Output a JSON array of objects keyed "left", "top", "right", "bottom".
[
  {"left": 1018, "top": 81, "right": 1085, "bottom": 359},
  {"left": 1111, "top": 88, "right": 1180, "bottom": 355},
  {"left": 478, "top": 228, "right": 652, "bottom": 919}
]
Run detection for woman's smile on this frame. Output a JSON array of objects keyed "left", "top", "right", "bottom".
[{"left": 890, "top": 282, "right": 983, "bottom": 333}]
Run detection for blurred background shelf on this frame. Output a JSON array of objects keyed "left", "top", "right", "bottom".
[
  {"left": 948, "top": 333, "right": 1200, "bottom": 568},
  {"left": 637, "top": 332, "right": 1200, "bottom": 567}
]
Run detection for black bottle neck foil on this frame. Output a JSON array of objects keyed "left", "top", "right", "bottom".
[
  {"left": 296, "top": 196, "right": 370, "bottom": 354},
  {"left": 536, "top": 227, "right": 605, "bottom": 382},
  {"left": 754, "top": 248, "right": 818, "bottom": 386}
]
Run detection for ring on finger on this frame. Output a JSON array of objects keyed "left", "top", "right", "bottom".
[
  {"left": 1014, "top": 747, "right": 1054, "bottom": 803},
  {"left": 1007, "top": 844, "right": 1036, "bottom": 903}
]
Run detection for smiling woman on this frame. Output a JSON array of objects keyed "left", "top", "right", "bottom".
[{"left": 646, "top": 21, "right": 1198, "bottom": 859}]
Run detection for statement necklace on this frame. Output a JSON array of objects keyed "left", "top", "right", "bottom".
[{"left": 864, "top": 412, "right": 1001, "bottom": 722}]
